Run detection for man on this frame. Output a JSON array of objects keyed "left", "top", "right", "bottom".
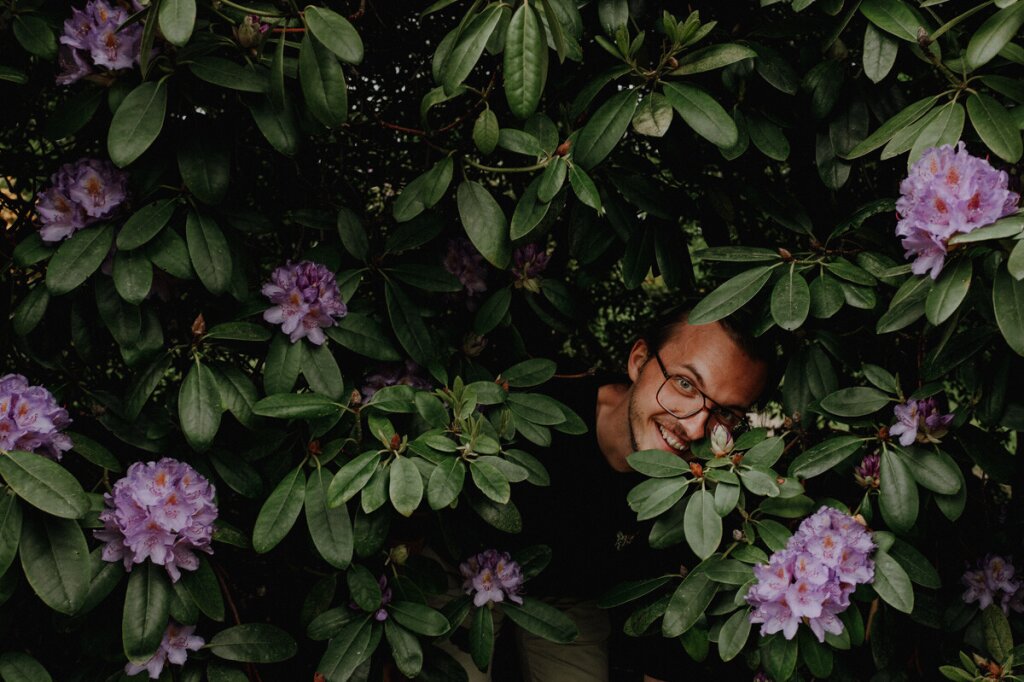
[{"left": 507, "top": 308, "right": 773, "bottom": 682}]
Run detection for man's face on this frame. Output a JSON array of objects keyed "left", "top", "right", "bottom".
[{"left": 625, "top": 321, "right": 768, "bottom": 458}]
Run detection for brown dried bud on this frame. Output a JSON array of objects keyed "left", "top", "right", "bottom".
[
  {"left": 667, "top": 56, "right": 679, "bottom": 69},
  {"left": 878, "top": 425, "right": 890, "bottom": 441},
  {"left": 191, "top": 313, "right": 206, "bottom": 337},
  {"left": 390, "top": 434, "right": 401, "bottom": 450},
  {"left": 308, "top": 440, "right": 322, "bottom": 456},
  {"left": 776, "top": 476, "right": 786, "bottom": 485},
  {"left": 731, "top": 453, "right": 744, "bottom": 467},
  {"left": 917, "top": 27, "right": 931, "bottom": 48},
  {"left": 349, "top": 388, "right": 363, "bottom": 407},
  {"left": 778, "top": 247, "right": 793, "bottom": 261},
  {"left": 556, "top": 140, "right": 572, "bottom": 156},
  {"left": 500, "top": 379, "right": 510, "bottom": 392},
  {"left": 689, "top": 462, "right": 703, "bottom": 478},
  {"left": 314, "top": 674, "right": 327, "bottom": 682}
]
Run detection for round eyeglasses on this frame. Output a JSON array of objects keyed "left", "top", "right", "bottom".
[{"left": 652, "top": 352, "right": 751, "bottom": 436}]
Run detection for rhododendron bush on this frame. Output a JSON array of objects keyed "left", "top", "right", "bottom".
[{"left": 1, "top": 0, "right": 1023, "bottom": 680}]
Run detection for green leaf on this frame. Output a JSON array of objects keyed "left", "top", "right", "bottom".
[
  {"left": 875, "top": 533, "right": 941, "bottom": 588},
  {"left": 12, "top": 285, "right": 49, "bottom": 337},
  {"left": 385, "top": 281, "right": 435, "bottom": 365},
  {"left": 743, "top": 437, "right": 784, "bottom": 468},
  {"left": 253, "top": 393, "right": 339, "bottom": 420},
  {"left": 389, "top": 457, "right": 424, "bottom": 517},
  {"left": 0, "top": 494, "right": 22, "bottom": 577},
  {"left": 473, "top": 108, "right": 500, "bottom": 154},
  {"left": 684, "top": 490, "right": 722, "bottom": 559},
  {"left": 537, "top": 157, "right": 568, "bottom": 204},
  {"left": 770, "top": 264, "right": 810, "bottom": 330},
  {"left": 300, "top": 34, "right": 349, "bottom": 128},
  {"left": 879, "top": 448, "right": 918, "bottom": 533},
  {"left": 860, "top": 0, "right": 931, "bottom": 42},
  {"left": 427, "top": 457, "right": 465, "bottom": 509},
  {"left": 469, "top": 602, "right": 494, "bottom": 670},
  {"left": 470, "top": 459, "right": 511, "bottom": 504},
  {"left": 863, "top": 22, "right": 898, "bottom": 83},
  {"left": 510, "top": 176, "right": 552, "bottom": 240},
  {"left": 328, "top": 451, "right": 381, "bottom": 507},
  {"left": 982, "top": 604, "right": 1013, "bottom": 662},
  {"left": 747, "top": 113, "right": 790, "bottom": 161},
  {"left": 789, "top": 436, "right": 864, "bottom": 479},
  {"left": 389, "top": 601, "right": 451, "bottom": 636},
  {"left": 925, "top": 258, "right": 972, "bottom": 325},
  {"left": 117, "top": 199, "right": 176, "bottom": 251},
  {"left": 504, "top": 3, "right": 548, "bottom": 119},
  {"left": 503, "top": 359, "right": 556, "bottom": 388},
  {"left": 249, "top": 96, "right": 299, "bottom": 156},
  {"left": 317, "top": 619, "right": 377, "bottom": 680},
  {"left": 845, "top": 95, "right": 939, "bottom": 159},
  {"left": 326, "top": 314, "right": 401, "bottom": 361},
  {"left": 442, "top": 6, "right": 504, "bottom": 94},
  {"left": 820, "top": 387, "right": 891, "bottom": 417},
  {"left": 503, "top": 597, "right": 579, "bottom": 643},
  {"left": 596, "top": 575, "right": 673, "bottom": 608},
  {"left": 336, "top": 208, "right": 369, "bottom": 261},
  {"left": 966, "top": 1, "right": 1024, "bottom": 69},
  {"left": 264, "top": 334, "right": 303, "bottom": 395},
  {"left": 0, "top": 652, "right": 53, "bottom": 682},
  {"left": 208, "top": 624, "right": 298, "bottom": 663},
  {"left": 13, "top": 15, "right": 56, "bottom": 59},
  {"left": 906, "top": 101, "right": 963, "bottom": 166},
  {"left": 45, "top": 224, "right": 114, "bottom": 296},
  {"left": 19, "top": 515, "right": 89, "bottom": 615},
  {"left": 568, "top": 163, "right": 601, "bottom": 211},
  {"left": 904, "top": 446, "right": 961, "bottom": 495},
  {"left": 185, "top": 210, "right": 232, "bottom": 295},
  {"left": 113, "top": 249, "right": 153, "bottom": 306},
  {"left": 718, "top": 608, "right": 752, "bottom": 662},
  {"left": 385, "top": 620, "right": 423, "bottom": 678},
  {"left": 189, "top": 57, "right": 268, "bottom": 93},
  {"left": 671, "top": 43, "right": 757, "bottom": 76},
  {"left": 967, "top": 93, "right": 1024, "bottom": 163},
  {"left": 457, "top": 181, "right": 511, "bottom": 268},
  {"left": 304, "top": 6, "right": 364, "bottom": 64},
  {"left": 179, "top": 557, "right": 224, "bottom": 622},
  {"left": 301, "top": 343, "right": 345, "bottom": 400},
  {"left": 573, "top": 88, "right": 638, "bottom": 169},
  {"left": 203, "top": 322, "right": 271, "bottom": 343},
  {"left": 994, "top": 265, "right": 1024, "bottom": 355},
  {"left": 178, "top": 361, "right": 222, "bottom": 452},
  {"left": 663, "top": 82, "right": 738, "bottom": 148},
  {"left": 0, "top": 450, "right": 89, "bottom": 519},
  {"left": 662, "top": 572, "right": 717, "bottom": 637},
  {"left": 738, "top": 467, "right": 780, "bottom": 497},
  {"left": 159, "top": 0, "right": 196, "bottom": 47},
  {"left": 347, "top": 563, "right": 383, "bottom": 612},
  {"left": 123, "top": 562, "right": 171, "bottom": 663},
  {"left": 107, "top": 81, "right": 167, "bottom": 167},
  {"left": 689, "top": 266, "right": 775, "bottom": 325},
  {"left": 305, "top": 468, "right": 352, "bottom": 569},
  {"left": 627, "top": 450, "right": 691, "bottom": 477},
  {"left": 253, "top": 468, "right": 307, "bottom": 553},
  {"left": 873, "top": 551, "right": 914, "bottom": 613}
]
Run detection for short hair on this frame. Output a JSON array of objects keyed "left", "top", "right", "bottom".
[{"left": 640, "top": 306, "right": 780, "bottom": 396}]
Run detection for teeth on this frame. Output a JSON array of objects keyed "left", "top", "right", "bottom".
[{"left": 658, "top": 425, "right": 686, "bottom": 452}]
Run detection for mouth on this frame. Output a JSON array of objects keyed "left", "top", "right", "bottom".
[{"left": 657, "top": 423, "right": 688, "bottom": 453}]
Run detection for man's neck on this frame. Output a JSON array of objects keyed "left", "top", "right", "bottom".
[{"left": 595, "top": 382, "right": 634, "bottom": 472}]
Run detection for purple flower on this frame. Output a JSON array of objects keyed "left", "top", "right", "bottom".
[
  {"left": 124, "top": 621, "right": 204, "bottom": 679},
  {"left": 511, "top": 244, "right": 550, "bottom": 293},
  {"left": 95, "top": 458, "right": 217, "bottom": 582},
  {"left": 443, "top": 238, "right": 489, "bottom": 307},
  {"left": 36, "top": 158, "right": 128, "bottom": 242},
  {"left": 0, "top": 374, "right": 73, "bottom": 460},
  {"left": 360, "top": 361, "right": 433, "bottom": 402},
  {"left": 58, "top": 1, "right": 144, "bottom": 84},
  {"left": 854, "top": 453, "right": 880, "bottom": 489},
  {"left": 460, "top": 549, "right": 525, "bottom": 607},
  {"left": 747, "top": 506, "right": 875, "bottom": 643},
  {"left": 889, "top": 398, "right": 954, "bottom": 447},
  {"left": 961, "top": 555, "right": 1024, "bottom": 615},
  {"left": 262, "top": 261, "right": 347, "bottom": 345},
  {"left": 896, "top": 142, "right": 1019, "bottom": 279}
]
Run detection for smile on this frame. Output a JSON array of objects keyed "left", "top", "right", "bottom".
[{"left": 658, "top": 424, "right": 687, "bottom": 453}]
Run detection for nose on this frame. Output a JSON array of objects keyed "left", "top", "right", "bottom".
[{"left": 677, "top": 407, "right": 711, "bottom": 441}]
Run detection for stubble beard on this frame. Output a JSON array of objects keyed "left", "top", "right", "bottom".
[{"left": 627, "top": 385, "right": 641, "bottom": 454}]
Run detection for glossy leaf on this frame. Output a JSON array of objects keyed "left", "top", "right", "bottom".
[
  {"left": 689, "top": 266, "right": 775, "bottom": 325},
  {"left": 207, "top": 624, "right": 298, "bottom": 663},
  {"left": 0, "top": 450, "right": 89, "bottom": 519},
  {"left": 178, "top": 361, "right": 222, "bottom": 453},
  {"left": 457, "top": 181, "right": 511, "bottom": 268},
  {"left": 123, "top": 562, "right": 171, "bottom": 663},
  {"left": 108, "top": 81, "right": 167, "bottom": 167},
  {"left": 253, "top": 468, "right": 307, "bottom": 553},
  {"left": 663, "top": 82, "right": 738, "bottom": 148},
  {"left": 504, "top": 3, "right": 548, "bottom": 119}
]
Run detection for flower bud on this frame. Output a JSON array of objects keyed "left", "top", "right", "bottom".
[
  {"left": 389, "top": 434, "right": 401, "bottom": 451},
  {"left": 389, "top": 544, "right": 409, "bottom": 566},
  {"left": 689, "top": 461, "right": 703, "bottom": 478},
  {"left": 462, "top": 332, "right": 487, "bottom": 358},
  {"left": 709, "top": 423, "right": 734, "bottom": 457},
  {"left": 556, "top": 140, "right": 572, "bottom": 156},
  {"left": 234, "top": 15, "right": 269, "bottom": 50}
]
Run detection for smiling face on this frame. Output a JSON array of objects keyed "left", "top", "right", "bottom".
[{"left": 624, "top": 321, "right": 768, "bottom": 459}]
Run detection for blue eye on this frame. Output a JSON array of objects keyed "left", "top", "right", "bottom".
[{"left": 674, "top": 377, "right": 695, "bottom": 392}]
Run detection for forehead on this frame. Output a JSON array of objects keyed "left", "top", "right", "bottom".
[{"left": 656, "top": 322, "right": 768, "bottom": 404}]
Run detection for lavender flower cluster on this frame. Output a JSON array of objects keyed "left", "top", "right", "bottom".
[
  {"left": 460, "top": 549, "right": 525, "bottom": 607},
  {"left": 961, "top": 555, "right": 1024, "bottom": 615},
  {"left": 58, "top": 1, "right": 144, "bottom": 85},
  {"left": 36, "top": 158, "right": 129, "bottom": 242},
  {"left": 747, "top": 506, "right": 875, "bottom": 642},
  {"left": 896, "top": 142, "right": 1019, "bottom": 279},
  {"left": 95, "top": 458, "right": 218, "bottom": 582},
  {"left": 0, "top": 374, "right": 72, "bottom": 460},
  {"left": 124, "top": 621, "right": 204, "bottom": 680},
  {"left": 360, "top": 360, "right": 433, "bottom": 402},
  {"left": 443, "top": 237, "right": 489, "bottom": 308},
  {"left": 889, "top": 398, "right": 954, "bottom": 447},
  {"left": 854, "top": 453, "right": 881, "bottom": 489},
  {"left": 262, "top": 261, "right": 348, "bottom": 345}
]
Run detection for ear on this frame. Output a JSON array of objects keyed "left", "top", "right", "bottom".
[{"left": 627, "top": 339, "right": 650, "bottom": 383}]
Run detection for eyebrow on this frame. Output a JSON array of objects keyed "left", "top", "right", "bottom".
[{"left": 679, "top": 363, "right": 750, "bottom": 412}]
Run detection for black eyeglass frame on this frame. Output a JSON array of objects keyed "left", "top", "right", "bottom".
[{"left": 652, "top": 351, "right": 752, "bottom": 436}]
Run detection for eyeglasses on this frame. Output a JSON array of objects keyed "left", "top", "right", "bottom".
[{"left": 652, "top": 352, "right": 750, "bottom": 436}]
